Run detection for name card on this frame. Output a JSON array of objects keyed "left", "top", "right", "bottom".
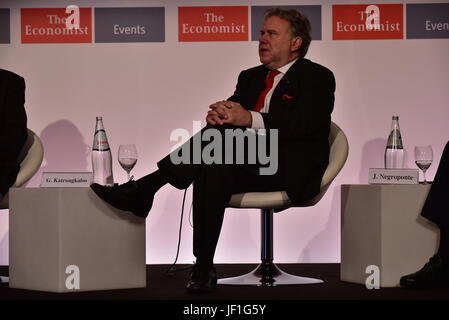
[
  {"left": 369, "top": 168, "right": 419, "bottom": 184},
  {"left": 41, "top": 172, "right": 92, "bottom": 187}
]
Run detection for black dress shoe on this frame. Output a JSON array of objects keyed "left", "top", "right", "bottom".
[
  {"left": 90, "top": 180, "right": 153, "bottom": 218},
  {"left": 186, "top": 266, "right": 217, "bottom": 293},
  {"left": 400, "top": 255, "right": 449, "bottom": 289}
]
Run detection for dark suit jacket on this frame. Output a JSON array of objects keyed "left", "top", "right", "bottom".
[
  {"left": 0, "top": 69, "right": 27, "bottom": 196},
  {"left": 228, "top": 58, "right": 335, "bottom": 205},
  {"left": 421, "top": 141, "right": 449, "bottom": 228}
]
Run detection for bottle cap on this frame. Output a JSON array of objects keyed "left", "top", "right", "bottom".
[
  {"left": 96, "top": 116, "right": 103, "bottom": 120},
  {"left": 392, "top": 116, "right": 399, "bottom": 120}
]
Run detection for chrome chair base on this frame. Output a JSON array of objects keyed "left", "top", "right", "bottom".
[{"left": 218, "top": 261, "right": 323, "bottom": 286}]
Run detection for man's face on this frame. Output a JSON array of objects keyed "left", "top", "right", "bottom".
[{"left": 259, "top": 16, "right": 302, "bottom": 70}]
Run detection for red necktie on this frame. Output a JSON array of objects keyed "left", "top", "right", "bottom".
[{"left": 253, "top": 69, "right": 280, "bottom": 112}]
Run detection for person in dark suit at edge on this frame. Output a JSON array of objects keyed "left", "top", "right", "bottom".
[
  {"left": 0, "top": 69, "right": 28, "bottom": 204},
  {"left": 400, "top": 141, "right": 449, "bottom": 288},
  {"left": 91, "top": 8, "right": 336, "bottom": 293}
]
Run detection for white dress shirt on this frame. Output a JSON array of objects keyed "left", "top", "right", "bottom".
[{"left": 249, "top": 58, "right": 298, "bottom": 130}]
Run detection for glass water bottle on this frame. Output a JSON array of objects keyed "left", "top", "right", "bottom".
[
  {"left": 92, "top": 116, "right": 114, "bottom": 186},
  {"left": 384, "top": 116, "right": 405, "bottom": 169}
]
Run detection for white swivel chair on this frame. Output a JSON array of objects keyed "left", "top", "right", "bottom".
[
  {"left": 219, "top": 121, "right": 349, "bottom": 286},
  {"left": 0, "top": 129, "right": 44, "bottom": 209}
]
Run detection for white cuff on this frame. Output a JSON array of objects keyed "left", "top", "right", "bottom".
[{"left": 249, "top": 111, "right": 265, "bottom": 130}]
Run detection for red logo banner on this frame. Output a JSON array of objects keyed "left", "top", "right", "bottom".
[
  {"left": 21, "top": 8, "right": 92, "bottom": 43},
  {"left": 179, "top": 6, "right": 248, "bottom": 42},
  {"left": 333, "top": 4, "right": 403, "bottom": 40}
]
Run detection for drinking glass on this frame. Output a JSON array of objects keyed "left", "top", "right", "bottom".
[
  {"left": 118, "top": 144, "right": 138, "bottom": 181},
  {"left": 414, "top": 145, "right": 433, "bottom": 184}
]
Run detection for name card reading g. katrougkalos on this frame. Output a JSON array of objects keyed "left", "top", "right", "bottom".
[
  {"left": 41, "top": 172, "right": 92, "bottom": 187},
  {"left": 369, "top": 168, "right": 419, "bottom": 184}
]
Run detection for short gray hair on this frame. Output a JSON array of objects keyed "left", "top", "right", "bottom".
[{"left": 264, "top": 8, "right": 312, "bottom": 58}]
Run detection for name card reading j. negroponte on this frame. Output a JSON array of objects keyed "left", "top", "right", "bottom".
[{"left": 95, "top": 7, "right": 165, "bottom": 43}]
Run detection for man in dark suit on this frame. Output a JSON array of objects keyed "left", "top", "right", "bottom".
[
  {"left": 91, "top": 8, "right": 335, "bottom": 293},
  {"left": 0, "top": 69, "right": 28, "bottom": 202},
  {"left": 400, "top": 141, "right": 449, "bottom": 288}
]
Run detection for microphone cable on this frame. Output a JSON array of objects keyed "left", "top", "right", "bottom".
[{"left": 164, "top": 187, "right": 194, "bottom": 276}]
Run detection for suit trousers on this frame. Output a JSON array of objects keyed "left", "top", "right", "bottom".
[
  {"left": 157, "top": 124, "right": 284, "bottom": 268},
  {"left": 421, "top": 141, "right": 449, "bottom": 229}
]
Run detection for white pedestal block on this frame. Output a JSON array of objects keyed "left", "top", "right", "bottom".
[
  {"left": 341, "top": 184, "right": 439, "bottom": 287},
  {"left": 9, "top": 187, "right": 146, "bottom": 292}
]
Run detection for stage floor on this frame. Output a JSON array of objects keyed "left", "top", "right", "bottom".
[{"left": 1, "top": 263, "right": 448, "bottom": 300}]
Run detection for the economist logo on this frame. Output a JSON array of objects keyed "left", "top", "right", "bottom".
[
  {"left": 333, "top": 4, "right": 403, "bottom": 40},
  {"left": 179, "top": 6, "right": 248, "bottom": 41},
  {"left": 21, "top": 7, "right": 92, "bottom": 43}
]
